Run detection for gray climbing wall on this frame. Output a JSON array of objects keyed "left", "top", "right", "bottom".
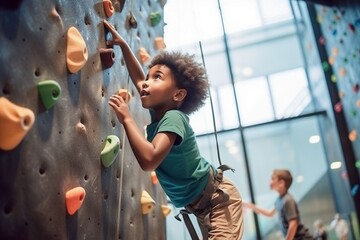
[{"left": 0, "top": 0, "right": 168, "bottom": 239}]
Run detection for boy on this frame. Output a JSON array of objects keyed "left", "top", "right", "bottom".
[
  {"left": 244, "top": 169, "right": 312, "bottom": 240},
  {"left": 103, "top": 20, "right": 243, "bottom": 239}
]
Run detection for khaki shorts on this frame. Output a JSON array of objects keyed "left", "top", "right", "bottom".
[{"left": 186, "top": 170, "right": 243, "bottom": 240}]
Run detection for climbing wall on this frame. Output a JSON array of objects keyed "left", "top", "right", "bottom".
[
  {"left": 314, "top": 1, "right": 360, "bottom": 196},
  {"left": 0, "top": 0, "right": 169, "bottom": 239}
]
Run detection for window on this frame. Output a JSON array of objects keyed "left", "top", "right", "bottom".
[
  {"left": 269, "top": 68, "right": 310, "bottom": 118},
  {"left": 235, "top": 77, "right": 274, "bottom": 126}
]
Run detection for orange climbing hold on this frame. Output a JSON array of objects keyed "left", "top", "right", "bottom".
[
  {"left": 118, "top": 89, "right": 132, "bottom": 103},
  {"left": 65, "top": 187, "right": 86, "bottom": 215},
  {"left": 151, "top": 171, "right": 158, "bottom": 185},
  {"left": 141, "top": 190, "right": 155, "bottom": 215},
  {"left": 66, "top": 26, "right": 88, "bottom": 73},
  {"left": 0, "top": 97, "right": 35, "bottom": 151},
  {"left": 138, "top": 47, "right": 150, "bottom": 64},
  {"left": 154, "top": 37, "right": 166, "bottom": 50},
  {"left": 103, "top": 0, "right": 114, "bottom": 18}
]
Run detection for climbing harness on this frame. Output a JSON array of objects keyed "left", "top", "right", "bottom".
[
  {"left": 175, "top": 165, "right": 234, "bottom": 240},
  {"left": 175, "top": 42, "right": 236, "bottom": 240}
]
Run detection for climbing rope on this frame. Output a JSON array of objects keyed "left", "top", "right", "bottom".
[
  {"left": 115, "top": 5, "right": 135, "bottom": 238},
  {"left": 198, "top": 41, "right": 223, "bottom": 166}
]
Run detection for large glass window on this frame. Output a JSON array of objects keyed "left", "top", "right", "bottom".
[
  {"left": 221, "top": 0, "right": 262, "bottom": 33},
  {"left": 258, "top": 0, "right": 293, "bottom": 24},
  {"left": 269, "top": 68, "right": 310, "bottom": 118},
  {"left": 243, "top": 115, "right": 334, "bottom": 238},
  {"left": 235, "top": 77, "right": 274, "bottom": 126}
]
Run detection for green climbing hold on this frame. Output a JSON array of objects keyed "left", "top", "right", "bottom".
[
  {"left": 331, "top": 74, "right": 337, "bottom": 83},
  {"left": 355, "top": 160, "right": 360, "bottom": 169},
  {"left": 322, "top": 61, "right": 330, "bottom": 72},
  {"left": 37, "top": 80, "right": 61, "bottom": 109},
  {"left": 101, "top": 135, "right": 120, "bottom": 167},
  {"left": 149, "top": 12, "right": 161, "bottom": 26}
]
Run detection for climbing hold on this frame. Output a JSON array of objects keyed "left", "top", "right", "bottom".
[
  {"left": 101, "top": 135, "right": 120, "bottom": 167},
  {"left": 318, "top": 36, "right": 326, "bottom": 45},
  {"left": 338, "top": 91, "right": 345, "bottom": 99},
  {"left": 316, "top": 14, "right": 323, "bottom": 24},
  {"left": 348, "top": 129, "right": 357, "bottom": 142},
  {"left": 355, "top": 160, "right": 360, "bottom": 169},
  {"left": 141, "top": 190, "right": 155, "bottom": 215},
  {"left": 351, "top": 184, "right": 359, "bottom": 196},
  {"left": 334, "top": 102, "right": 343, "bottom": 113},
  {"left": 138, "top": 47, "right": 150, "bottom": 64},
  {"left": 154, "top": 37, "right": 166, "bottom": 50},
  {"left": 50, "top": 7, "right": 64, "bottom": 28},
  {"left": 0, "top": 97, "right": 35, "bottom": 151},
  {"left": 103, "top": 0, "right": 114, "bottom": 18},
  {"left": 328, "top": 56, "right": 335, "bottom": 65},
  {"left": 332, "top": 47, "right": 338, "bottom": 56},
  {"left": 127, "top": 11, "right": 138, "bottom": 29},
  {"left": 76, "top": 122, "right": 86, "bottom": 134},
  {"left": 348, "top": 23, "right": 355, "bottom": 33},
  {"left": 151, "top": 171, "right": 159, "bottom": 185},
  {"left": 331, "top": 74, "right": 337, "bottom": 83},
  {"left": 322, "top": 61, "right": 330, "bottom": 71},
  {"left": 357, "top": 99, "right": 360, "bottom": 108},
  {"left": 100, "top": 48, "right": 115, "bottom": 69},
  {"left": 353, "top": 84, "right": 359, "bottom": 93},
  {"left": 65, "top": 187, "right": 86, "bottom": 215},
  {"left": 161, "top": 204, "right": 171, "bottom": 216},
  {"left": 350, "top": 110, "right": 357, "bottom": 117},
  {"left": 66, "top": 26, "right": 88, "bottom": 73},
  {"left": 339, "top": 67, "right": 346, "bottom": 77},
  {"left": 118, "top": 89, "right": 131, "bottom": 103},
  {"left": 149, "top": 12, "right": 161, "bottom": 26},
  {"left": 37, "top": 80, "right": 61, "bottom": 109}
]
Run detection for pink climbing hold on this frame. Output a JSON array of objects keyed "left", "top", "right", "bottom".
[{"left": 334, "top": 102, "right": 343, "bottom": 113}]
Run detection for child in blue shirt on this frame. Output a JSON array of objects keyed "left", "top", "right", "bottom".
[{"left": 244, "top": 169, "right": 312, "bottom": 240}]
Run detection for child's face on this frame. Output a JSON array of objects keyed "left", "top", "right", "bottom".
[
  {"left": 269, "top": 173, "right": 282, "bottom": 191},
  {"left": 141, "top": 64, "right": 181, "bottom": 111}
]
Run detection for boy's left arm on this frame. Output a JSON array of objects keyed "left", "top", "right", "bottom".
[{"left": 286, "top": 219, "right": 298, "bottom": 240}]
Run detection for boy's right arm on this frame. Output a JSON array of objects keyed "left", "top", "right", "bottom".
[
  {"left": 103, "top": 20, "right": 145, "bottom": 93},
  {"left": 243, "top": 202, "right": 276, "bottom": 217}
]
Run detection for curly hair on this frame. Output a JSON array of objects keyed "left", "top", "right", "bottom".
[{"left": 148, "top": 51, "right": 209, "bottom": 115}]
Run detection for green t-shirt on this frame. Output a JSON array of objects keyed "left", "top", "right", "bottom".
[{"left": 146, "top": 110, "right": 212, "bottom": 207}]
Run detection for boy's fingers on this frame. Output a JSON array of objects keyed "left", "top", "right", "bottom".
[{"left": 103, "top": 20, "right": 117, "bottom": 35}]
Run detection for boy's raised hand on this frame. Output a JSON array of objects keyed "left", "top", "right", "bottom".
[{"left": 103, "top": 19, "right": 125, "bottom": 46}]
